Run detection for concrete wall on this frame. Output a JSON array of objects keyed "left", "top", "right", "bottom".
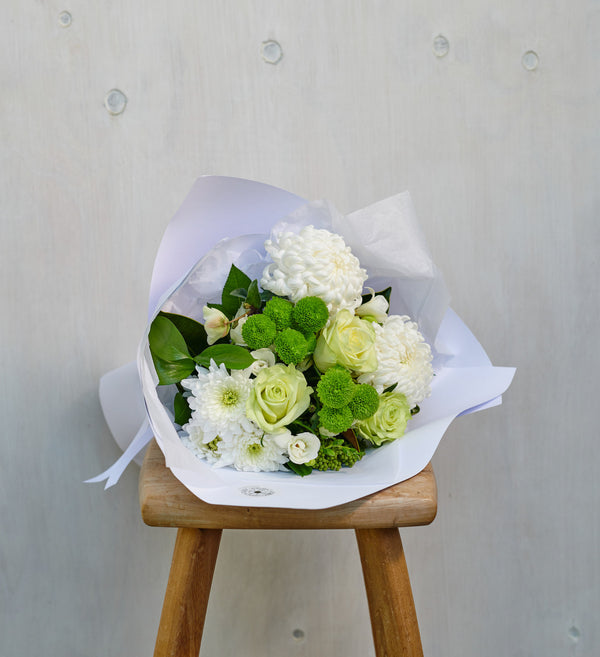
[{"left": 2, "top": 1, "right": 598, "bottom": 655}]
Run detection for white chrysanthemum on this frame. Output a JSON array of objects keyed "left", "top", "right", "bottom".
[
  {"left": 182, "top": 361, "right": 257, "bottom": 442},
  {"left": 358, "top": 315, "right": 433, "bottom": 407},
  {"left": 260, "top": 226, "right": 368, "bottom": 316},
  {"left": 216, "top": 431, "right": 288, "bottom": 472},
  {"left": 181, "top": 425, "right": 222, "bottom": 465}
]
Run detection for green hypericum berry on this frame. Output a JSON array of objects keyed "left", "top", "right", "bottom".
[
  {"left": 292, "top": 296, "right": 329, "bottom": 334},
  {"left": 274, "top": 328, "right": 308, "bottom": 365},
  {"left": 263, "top": 297, "right": 293, "bottom": 331},
  {"left": 318, "top": 405, "right": 354, "bottom": 434},
  {"left": 348, "top": 384, "right": 380, "bottom": 420},
  {"left": 311, "top": 437, "right": 363, "bottom": 471},
  {"left": 241, "top": 314, "right": 277, "bottom": 350},
  {"left": 316, "top": 366, "right": 356, "bottom": 408}
]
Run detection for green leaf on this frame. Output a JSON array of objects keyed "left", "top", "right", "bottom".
[
  {"left": 151, "top": 352, "right": 196, "bottom": 385},
  {"left": 285, "top": 462, "right": 313, "bottom": 477},
  {"left": 221, "top": 264, "right": 251, "bottom": 318},
  {"left": 194, "top": 344, "right": 255, "bottom": 370},
  {"left": 149, "top": 316, "right": 192, "bottom": 362},
  {"left": 159, "top": 312, "right": 208, "bottom": 356},
  {"left": 174, "top": 392, "right": 192, "bottom": 426},
  {"left": 246, "top": 279, "right": 262, "bottom": 309},
  {"left": 383, "top": 383, "right": 398, "bottom": 394},
  {"left": 260, "top": 289, "right": 274, "bottom": 303},
  {"left": 228, "top": 287, "right": 248, "bottom": 299}
]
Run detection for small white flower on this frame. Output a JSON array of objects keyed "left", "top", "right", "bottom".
[
  {"left": 260, "top": 226, "right": 368, "bottom": 317},
  {"left": 287, "top": 432, "right": 321, "bottom": 464},
  {"left": 203, "top": 306, "right": 229, "bottom": 345},
  {"left": 230, "top": 305, "right": 248, "bottom": 345},
  {"left": 358, "top": 315, "right": 433, "bottom": 408},
  {"left": 272, "top": 429, "right": 320, "bottom": 464},
  {"left": 245, "top": 348, "right": 276, "bottom": 376},
  {"left": 356, "top": 289, "right": 389, "bottom": 323},
  {"left": 182, "top": 360, "right": 257, "bottom": 442},
  {"left": 216, "top": 431, "right": 288, "bottom": 472}
]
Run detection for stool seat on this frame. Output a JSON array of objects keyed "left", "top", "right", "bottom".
[
  {"left": 140, "top": 439, "right": 437, "bottom": 657},
  {"left": 140, "top": 439, "right": 437, "bottom": 529}
]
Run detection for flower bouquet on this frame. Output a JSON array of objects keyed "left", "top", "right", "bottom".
[{"left": 92, "top": 176, "right": 514, "bottom": 508}]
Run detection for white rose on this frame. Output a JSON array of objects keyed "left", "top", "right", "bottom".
[
  {"left": 287, "top": 432, "right": 321, "bottom": 464},
  {"left": 271, "top": 429, "right": 321, "bottom": 464}
]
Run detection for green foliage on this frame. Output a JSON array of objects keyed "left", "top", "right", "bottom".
[
  {"left": 150, "top": 352, "right": 196, "bottom": 385},
  {"left": 194, "top": 344, "right": 256, "bottom": 370},
  {"left": 274, "top": 328, "right": 308, "bottom": 365},
  {"left": 316, "top": 366, "right": 356, "bottom": 408},
  {"left": 149, "top": 315, "right": 192, "bottom": 362},
  {"left": 292, "top": 296, "right": 329, "bottom": 334},
  {"left": 285, "top": 462, "right": 313, "bottom": 476},
  {"left": 158, "top": 312, "right": 207, "bottom": 355},
  {"left": 245, "top": 280, "right": 262, "bottom": 309},
  {"left": 149, "top": 315, "right": 196, "bottom": 384},
  {"left": 263, "top": 296, "right": 294, "bottom": 331},
  {"left": 241, "top": 314, "right": 277, "bottom": 349},
  {"left": 348, "top": 384, "right": 380, "bottom": 420},
  {"left": 209, "top": 264, "right": 252, "bottom": 319},
  {"left": 173, "top": 392, "right": 192, "bottom": 426}
]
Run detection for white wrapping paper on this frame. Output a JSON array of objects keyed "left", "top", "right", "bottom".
[{"left": 92, "top": 176, "right": 515, "bottom": 508}]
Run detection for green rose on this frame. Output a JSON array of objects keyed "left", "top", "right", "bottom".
[
  {"left": 355, "top": 391, "right": 411, "bottom": 446},
  {"left": 246, "top": 363, "right": 313, "bottom": 433},
  {"left": 313, "top": 309, "right": 377, "bottom": 374}
]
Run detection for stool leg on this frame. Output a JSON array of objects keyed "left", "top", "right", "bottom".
[
  {"left": 355, "top": 528, "right": 423, "bottom": 657},
  {"left": 154, "top": 528, "right": 222, "bottom": 657}
]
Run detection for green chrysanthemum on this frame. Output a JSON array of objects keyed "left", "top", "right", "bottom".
[
  {"left": 318, "top": 405, "right": 354, "bottom": 434},
  {"left": 292, "top": 296, "right": 329, "bottom": 334},
  {"left": 263, "top": 297, "right": 294, "bottom": 331},
  {"left": 274, "top": 328, "right": 308, "bottom": 365},
  {"left": 348, "top": 384, "right": 380, "bottom": 420},
  {"left": 241, "top": 314, "right": 277, "bottom": 350},
  {"left": 316, "top": 366, "right": 356, "bottom": 408}
]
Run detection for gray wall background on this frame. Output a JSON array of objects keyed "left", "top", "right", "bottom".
[{"left": 2, "top": 2, "right": 598, "bottom": 656}]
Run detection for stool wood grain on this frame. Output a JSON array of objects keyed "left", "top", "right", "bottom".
[{"left": 140, "top": 439, "right": 437, "bottom": 657}]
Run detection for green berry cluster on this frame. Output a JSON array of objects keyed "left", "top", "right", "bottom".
[{"left": 311, "top": 437, "right": 363, "bottom": 471}]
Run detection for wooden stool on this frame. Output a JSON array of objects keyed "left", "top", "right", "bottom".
[{"left": 139, "top": 439, "right": 437, "bottom": 657}]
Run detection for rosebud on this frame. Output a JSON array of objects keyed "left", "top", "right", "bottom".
[{"left": 202, "top": 306, "right": 229, "bottom": 345}]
